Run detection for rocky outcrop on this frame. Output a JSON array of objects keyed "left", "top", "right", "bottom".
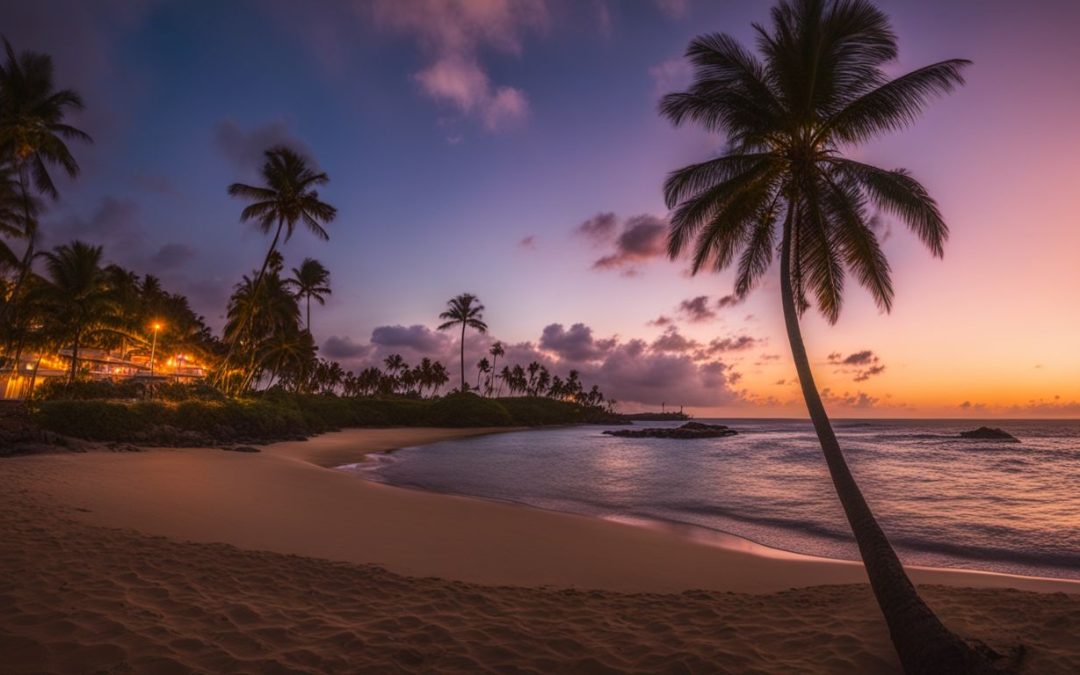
[
  {"left": 959, "top": 426, "right": 1019, "bottom": 442},
  {"left": 602, "top": 422, "right": 737, "bottom": 439}
]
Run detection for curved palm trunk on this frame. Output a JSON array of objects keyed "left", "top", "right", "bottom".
[
  {"left": 488, "top": 354, "right": 497, "bottom": 397},
  {"left": 216, "top": 218, "right": 285, "bottom": 391},
  {"left": 779, "top": 223, "right": 992, "bottom": 674},
  {"left": 459, "top": 322, "right": 466, "bottom": 392}
]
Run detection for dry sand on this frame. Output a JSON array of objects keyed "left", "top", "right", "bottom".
[{"left": 1, "top": 427, "right": 1078, "bottom": 673}]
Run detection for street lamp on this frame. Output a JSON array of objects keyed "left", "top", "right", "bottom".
[{"left": 149, "top": 322, "right": 162, "bottom": 377}]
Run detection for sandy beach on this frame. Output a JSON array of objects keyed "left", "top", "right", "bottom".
[{"left": 2, "top": 427, "right": 1078, "bottom": 674}]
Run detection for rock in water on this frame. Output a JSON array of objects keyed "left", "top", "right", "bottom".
[
  {"left": 602, "top": 422, "right": 737, "bottom": 439},
  {"left": 959, "top": 426, "right": 1019, "bottom": 442}
]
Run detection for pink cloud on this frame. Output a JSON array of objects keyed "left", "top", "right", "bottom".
[{"left": 372, "top": 0, "right": 546, "bottom": 132}]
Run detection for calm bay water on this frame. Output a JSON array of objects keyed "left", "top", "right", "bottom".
[{"left": 348, "top": 419, "right": 1080, "bottom": 580}]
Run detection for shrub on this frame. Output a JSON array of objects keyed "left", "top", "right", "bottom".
[
  {"left": 425, "top": 393, "right": 514, "bottom": 427},
  {"left": 34, "top": 399, "right": 163, "bottom": 441}
]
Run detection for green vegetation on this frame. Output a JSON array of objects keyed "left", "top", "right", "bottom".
[{"left": 31, "top": 392, "right": 605, "bottom": 445}]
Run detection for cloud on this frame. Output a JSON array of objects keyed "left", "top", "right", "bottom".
[
  {"left": 647, "top": 315, "right": 673, "bottom": 327},
  {"left": 46, "top": 196, "right": 145, "bottom": 260},
  {"left": 575, "top": 212, "right": 617, "bottom": 244},
  {"left": 677, "top": 295, "right": 716, "bottom": 323},
  {"left": 148, "top": 243, "right": 197, "bottom": 270},
  {"left": 539, "top": 323, "right": 616, "bottom": 362},
  {"left": 648, "top": 56, "right": 692, "bottom": 95},
  {"left": 371, "top": 324, "right": 451, "bottom": 353},
  {"left": 716, "top": 294, "right": 744, "bottom": 309},
  {"left": 323, "top": 335, "right": 373, "bottom": 360},
  {"left": 651, "top": 327, "right": 699, "bottom": 353},
  {"left": 828, "top": 350, "right": 886, "bottom": 382},
  {"left": 705, "top": 335, "right": 759, "bottom": 353},
  {"left": 518, "top": 235, "right": 537, "bottom": 249},
  {"left": 654, "top": 0, "right": 690, "bottom": 19},
  {"left": 592, "top": 214, "right": 668, "bottom": 272},
  {"left": 214, "top": 119, "right": 313, "bottom": 172},
  {"left": 372, "top": 0, "right": 546, "bottom": 132},
  {"left": 821, "top": 388, "right": 879, "bottom": 409}
]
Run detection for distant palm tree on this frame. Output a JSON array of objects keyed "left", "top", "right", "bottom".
[
  {"left": 223, "top": 146, "right": 335, "bottom": 381},
  {"left": 285, "top": 257, "right": 331, "bottom": 332},
  {"left": 35, "top": 241, "right": 116, "bottom": 383},
  {"left": 475, "top": 357, "right": 491, "bottom": 392},
  {"left": 437, "top": 293, "right": 488, "bottom": 392},
  {"left": 487, "top": 341, "right": 504, "bottom": 396},
  {"left": 0, "top": 38, "right": 91, "bottom": 326},
  {"left": 660, "top": 1, "right": 980, "bottom": 671}
]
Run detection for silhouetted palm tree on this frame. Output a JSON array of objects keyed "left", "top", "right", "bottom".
[
  {"left": 285, "top": 257, "right": 331, "bottom": 332},
  {"left": 0, "top": 38, "right": 91, "bottom": 326},
  {"left": 223, "top": 146, "right": 335, "bottom": 381},
  {"left": 487, "top": 341, "right": 504, "bottom": 396},
  {"left": 475, "top": 357, "right": 491, "bottom": 392},
  {"left": 660, "top": 1, "right": 982, "bottom": 672},
  {"left": 437, "top": 293, "right": 488, "bottom": 391},
  {"left": 36, "top": 241, "right": 116, "bottom": 383}
]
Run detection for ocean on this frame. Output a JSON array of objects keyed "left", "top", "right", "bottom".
[{"left": 346, "top": 419, "right": 1080, "bottom": 580}]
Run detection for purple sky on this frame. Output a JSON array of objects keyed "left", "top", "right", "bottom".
[{"left": 6, "top": 0, "right": 1080, "bottom": 416}]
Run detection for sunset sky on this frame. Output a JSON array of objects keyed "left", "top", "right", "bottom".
[{"left": 8, "top": 0, "right": 1080, "bottom": 417}]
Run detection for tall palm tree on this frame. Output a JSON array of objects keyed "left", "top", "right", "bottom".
[
  {"left": 487, "top": 341, "right": 504, "bottom": 396},
  {"left": 437, "top": 293, "right": 487, "bottom": 392},
  {"left": 285, "top": 257, "right": 331, "bottom": 332},
  {"left": 36, "top": 241, "right": 116, "bottom": 383},
  {"left": 659, "top": 1, "right": 984, "bottom": 672},
  {"left": 0, "top": 38, "right": 91, "bottom": 326},
  {"left": 222, "top": 146, "right": 335, "bottom": 381}
]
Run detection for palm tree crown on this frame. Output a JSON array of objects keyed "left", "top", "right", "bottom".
[
  {"left": 437, "top": 293, "right": 488, "bottom": 392},
  {"left": 228, "top": 146, "right": 336, "bottom": 242},
  {"left": 661, "top": 1, "right": 982, "bottom": 672},
  {"left": 0, "top": 38, "right": 91, "bottom": 198},
  {"left": 36, "top": 241, "right": 116, "bottom": 382},
  {"left": 285, "top": 257, "right": 331, "bottom": 331},
  {"left": 661, "top": 0, "right": 968, "bottom": 323}
]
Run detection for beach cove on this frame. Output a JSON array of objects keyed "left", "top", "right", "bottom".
[{"left": 2, "top": 427, "right": 1078, "bottom": 674}]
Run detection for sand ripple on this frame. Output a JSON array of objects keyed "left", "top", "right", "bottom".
[{"left": 2, "top": 481, "right": 1079, "bottom": 673}]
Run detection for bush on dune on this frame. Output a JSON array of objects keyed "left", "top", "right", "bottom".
[{"left": 426, "top": 393, "right": 514, "bottom": 427}]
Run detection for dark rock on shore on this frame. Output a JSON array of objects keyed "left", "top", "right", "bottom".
[
  {"left": 603, "top": 422, "right": 737, "bottom": 439},
  {"left": 959, "top": 426, "right": 1019, "bottom": 442},
  {"left": 221, "top": 445, "right": 261, "bottom": 453}
]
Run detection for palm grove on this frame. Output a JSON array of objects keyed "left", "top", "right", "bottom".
[{"left": 0, "top": 39, "right": 610, "bottom": 410}]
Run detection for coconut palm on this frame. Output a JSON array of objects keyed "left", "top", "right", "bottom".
[
  {"left": 475, "top": 357, "right": 491, "bottom": 392},
  {"left": 285, "top": 257, "right": 331, "bottom": 332},
  {"left": 35, "top": 241, "right": 116, "bottom": 383},
  {"left": 222, "top": 146, "right": 335, "bottom": 381},
  {"left": 0, "top": 39, "right": 91, "bottom": 326},
  {"left": 487, "top": 341, "right": 504, "bottom": 396},
  {"left": 437, "top": 293, "right": 488, "bottom": 392},
  {"left": 659, "top": 1, "right": 982, "bottom": 672}
]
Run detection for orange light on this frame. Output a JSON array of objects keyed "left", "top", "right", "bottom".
[{"left": 152, "top": 322, "right": 162, "bottom": 331}]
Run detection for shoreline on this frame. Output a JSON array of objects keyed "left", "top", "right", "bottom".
[
  {"left": 346, "top": 427, "right": 1080, "bottom": 588},
  {"left": 4, "top": 426, "right": 1080, "bottom": 673},
  {"left": 5, "top": 425, "right": 1075, "bottom": 595}
]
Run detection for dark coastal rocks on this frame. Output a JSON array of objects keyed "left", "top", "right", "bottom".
[
  {"left": 959, "top": 426, "right": 1019, "bottom": 442},
  {"left": 603, "top": 422, "right": 738, "bottom": 439},
  {"left": 220, "top": 445, "right": 261, "bottom": 453}
]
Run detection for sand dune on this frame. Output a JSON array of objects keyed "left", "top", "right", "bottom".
[{"left": 1, "top": 427, "right": 1078, "bottom": 673}]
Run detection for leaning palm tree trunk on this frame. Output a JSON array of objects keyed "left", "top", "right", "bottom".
[
  {"left": 779, "top": 223, "right": 990, "bottom": 674},
  {"left": 459, "top": 322, "right": 466, "bottom": 391}
]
